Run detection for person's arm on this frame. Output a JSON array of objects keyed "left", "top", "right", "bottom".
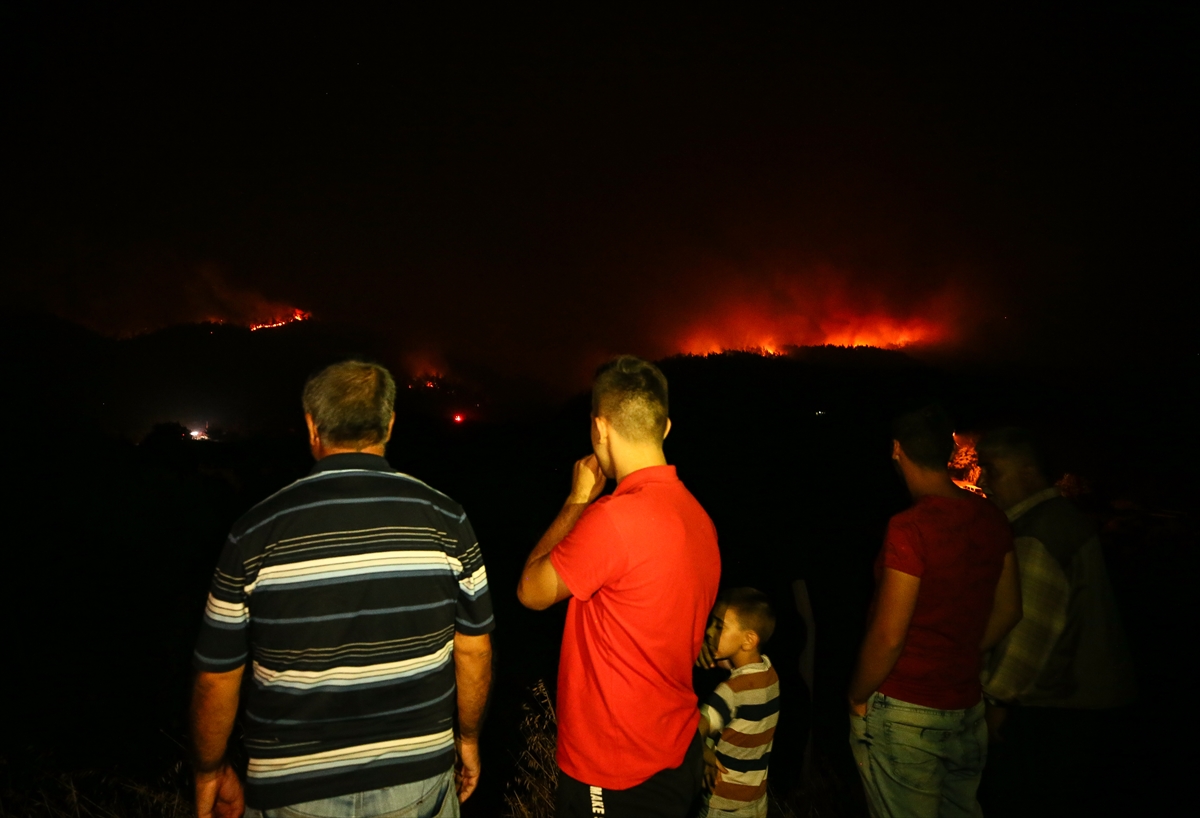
[
  {"left": 698, "top": 703, "right": 725, "bottom": 791},
  {"left": 848, "top": 568, "right": 921, "bottom": 714},
  {"left": 517, "top": 454, "right": 606, "bottom": 610},
  {"left": 980, "top": 550, "right": 1023, "bottom": 651},
  {"left": 453, "top": 631, "right": 493, "bottom": 803},
  {"left": 190, "top": 667, "right": 245, "bottom": 818},
  {"left": 698, "top": 710, "right": 719, "bottom": 790}
]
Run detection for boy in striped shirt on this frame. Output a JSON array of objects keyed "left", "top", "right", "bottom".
[{"left": 698, "top": 588, "right": 781, "bottom": 818}]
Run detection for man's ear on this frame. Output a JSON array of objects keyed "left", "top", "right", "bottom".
[
  {"left": 384, "top": 412, "right": 396, "bottom": 444},
  {"left": 663, "top": 418, "right": 672, "bottom": 441},
  {"left": 892, "top": 439, "right": 903, "bottom": 461},
  {"left": 305, "top": 414, "right": 320, "bottom": 448},
  {"left": 743, "top": 629, "right": 760, "bottom": 653},
  {"left": 593, "top": 415, "right": 609, "bottom": 445}
]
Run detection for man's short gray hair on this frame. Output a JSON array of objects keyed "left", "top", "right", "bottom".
[{"left": 302, "top": 361, "right": 397, "bottom": 448}]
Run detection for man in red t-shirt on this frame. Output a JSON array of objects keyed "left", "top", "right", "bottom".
[
  {"left": 518, "top": 356, "right": 721, "bottom": 818},
  {"left": 848, "top": 405, "right": 1022, "bottom": 818}
]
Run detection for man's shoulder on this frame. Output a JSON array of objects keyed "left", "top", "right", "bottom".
[
  {"left": 230, "top": 466, "right": 467, "bottom": 542},
  {"left": 607, "top": 473, "right": 711, "bottom": 519},
  {"left": 1017, "top": 496, "right": 1093, "bottom": 561}
]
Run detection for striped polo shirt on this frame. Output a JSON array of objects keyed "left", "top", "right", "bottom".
[
  {"left": 193, "top": 452, "right": 494, "bottom": 810},
  {"left": 699, "top": 655, "right": 780, "bottom": 818}
]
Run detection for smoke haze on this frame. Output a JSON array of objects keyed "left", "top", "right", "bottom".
[{"left": 6, "top": 6, "right": 1191, "bottom": 391}]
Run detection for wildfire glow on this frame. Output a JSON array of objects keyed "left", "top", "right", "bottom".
[
  {"left": 678, "top": 312, "right": 941, "bottom": 355},
  {"left": 249, "top": 309, "right": 312, "bottom": 331},
  {"left": 666, "top": 268, "right": 966, "bottom": 356},
  {"left": 950, "top": 433, "right": 985, "bottom": 496}
]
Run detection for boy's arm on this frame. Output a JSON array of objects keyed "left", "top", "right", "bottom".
[{"left": 698, "top": 708, "right": 719, "bottom": 791}]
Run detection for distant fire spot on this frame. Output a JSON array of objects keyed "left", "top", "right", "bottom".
[
  {"left": 453, "top": 414, "right": 464, "bottom": 423},
  {"left": 250, "top": 309, "right": 312, "bottom": 331}
]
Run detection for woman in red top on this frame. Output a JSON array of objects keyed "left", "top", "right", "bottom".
[{"left": 848, "top": 405, "right": 1022, "bottom": 818}]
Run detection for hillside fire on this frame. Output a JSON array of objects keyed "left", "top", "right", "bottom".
[
  {"left": 249, "top": 309, "right": 312, "bottom": 331},
  {"left": 667, "top": 274, "right": 963, "bottom": 355}
]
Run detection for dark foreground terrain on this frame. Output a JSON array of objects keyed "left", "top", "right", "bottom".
[{"left": 1, "top": 318, "right": 1193, "bottom": 816}]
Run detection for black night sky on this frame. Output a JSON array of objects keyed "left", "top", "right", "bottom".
[
  {"left": 7, "top": 6, "right": 1194, "bottom": 390},
  {"left": 1, "top": 6, "right": 1194, "bottom": 817}
]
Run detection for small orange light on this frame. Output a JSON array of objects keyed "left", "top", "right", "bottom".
[{"left": 453, "top": 414, "right": 464, "bottom": 423}]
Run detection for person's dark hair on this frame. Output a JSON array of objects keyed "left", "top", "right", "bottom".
[
  {"left": 721, "top": 587, "right": 775, "bottom": 646},
  {"left": 592, "top": 355, "right": 669, "bottom": 443},
  {"left": 977, "top": 426, "right": 1049, "bottom": 479},
  {"left": 891, "top": 403, "right": 955, "bottom": 470},
  {"left": 302, "top": 361, "right": 397, "bottom": 447}
]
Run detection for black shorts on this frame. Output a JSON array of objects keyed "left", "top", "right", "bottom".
[{"left": 556, "top": 731, "right": 703, "bottom": 818}]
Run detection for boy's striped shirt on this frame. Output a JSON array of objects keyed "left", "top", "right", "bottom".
[{"left": 700, "top": 656, "right": 780, "bottom": 818}]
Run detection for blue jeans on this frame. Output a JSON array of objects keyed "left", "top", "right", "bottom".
[
  {"left": 244, "top": 769, "right": 458, "bottom": 818},
  {"left": 849, "top": 693, "right": 986, "bottom": 818}
]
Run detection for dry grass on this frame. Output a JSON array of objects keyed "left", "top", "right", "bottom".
[
  {"left": 1, "top": 684, "right": 863, "bottom": 818},
  {"left": 501, "top": 680, "right": 558, "bottom": 818},
  {"left": 765, "top": 748, "right": 869, "bottom": 818},
  {"left": 0, "top": 760, "right": 192, "bottom": 818}
]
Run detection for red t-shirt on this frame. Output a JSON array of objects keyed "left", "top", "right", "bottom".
[
  {"left": 876, "top": 492, "right": 1012, "bottom": 710},
  {"left": 550, "top": 465, "right": 721, "bottom": 789}
]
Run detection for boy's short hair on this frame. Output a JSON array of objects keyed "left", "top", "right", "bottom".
[{"left": 721, "top": 587, "right": 775, "bottom": 646}]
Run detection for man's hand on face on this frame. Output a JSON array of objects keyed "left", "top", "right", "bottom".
[
  {"left": 194, "top": 762, "right": 244, "bottom": 818},
  {"left": 569, "top": 454, "right": 607, "bottom": 505}
]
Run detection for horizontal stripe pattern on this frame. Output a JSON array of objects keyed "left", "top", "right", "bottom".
[
  {"left": 246, "top": 686, "right": 456, "bottom": 726},
  {"left": 248, "top": 729, "right": 455, "bottom": 780},
  {"left": 204, "top": 594, "right": 248, "bottom": 625},
  {"left": 192, "top": 452, "right": 494, "bottom": 810},
  {"left": 252, "top": 639, "right": 454, "bottom": 691},
  {"left": 245, "top": 550, "right": 460, "bottom": 593},
  {"left": 701, "top": 656, "right": 780, "bottom": 817}
]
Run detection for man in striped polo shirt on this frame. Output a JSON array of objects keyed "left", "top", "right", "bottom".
[
  {"left": 698, "top": 588, "right": 780, "bottom": 818},
  {"left": 190, "top": 361, "right": 494, "bottom": 818}
]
